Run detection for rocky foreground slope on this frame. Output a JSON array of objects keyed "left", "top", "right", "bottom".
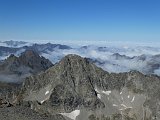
[{"left": 1, "top": 54, "right": 160, "bottom": 120}]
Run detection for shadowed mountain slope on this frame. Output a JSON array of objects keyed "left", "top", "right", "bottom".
[{"left": 0, "top": 50, "right": 53, "bottom": 83}]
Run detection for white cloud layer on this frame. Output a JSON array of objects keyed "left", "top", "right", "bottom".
[
  {"left": 41, "top": 45, "right": 160, "bottom": 76},
  {"left": 0, "top": 41, "right": 160, "bottom": 76}
]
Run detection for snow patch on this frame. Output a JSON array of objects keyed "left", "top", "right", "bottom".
[
  {"left": 95, "top": 87, "right": 101, "bottom": 99},
  {"left": 40, "top": 100, "right": 45, "bottom": 104},
  {"left": 121, "top": 104, "right": 127, "bottom": 108},
  {"left": 95, "top": 88, "right": 100, "bottom": 93},
  {"left": 121, "top": 104, "right": 132, "bottom": 110},
  {"left": 60, "top": 110, "right": 80, "bottom": 120},
  {"left": 45, "top": 91, "right": 49, "bottom": 95},
  {"left": 97, "top": 94, "right": 101, "bottom": 99},
  {"left": 131, "top": 96, "right": 135, "bottom": 102},
  {"left": 102, "top": 90, "right": 111, "bottom": 95},
  {"left": 113, "top": 104, "right": 118, "bottom": 107}
]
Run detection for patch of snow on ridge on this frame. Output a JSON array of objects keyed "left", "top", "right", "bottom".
[
  {"left": 95, "top": 87, "right": 100, "bottom": 93},
  {"left": 113, "top": 104, "right": 118, "bottom": 107},
  {"left": 40, "top": 100, "right": 45, "bottom": 104},
  {"left": 121, "top": 104, "right": 132, "bottom": 110},
  {"left": 45, "top": 91, "right": 49, "bottom": 95},
  {"left": 131, "top": 96, "right": 135, "bottom": 102},
  {"left": 95, "top": 87, "right": 112, "bottom": 98},
  {"left": 102, "top": 90, "right": 111, "bottom": 95},
  {"left": 95, "top": 87, "right": 101, "bottom": 99},
  {"left": 60, "top": 110, "right": 80, "bottom": 120},
  {"left": 97, "top": 94, "right": 101, "bottom": 99}
]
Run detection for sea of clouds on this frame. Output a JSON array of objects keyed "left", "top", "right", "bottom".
[
  {"left": 42, "top": 45, "right": 160, "bottom": 76},
  {"left": 0, "top": 40, "right": 160, "bottom": 76}
]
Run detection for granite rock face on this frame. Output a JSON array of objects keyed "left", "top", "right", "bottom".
[{"left": 18, "top": 54, "right": 160, "bottom": 120}]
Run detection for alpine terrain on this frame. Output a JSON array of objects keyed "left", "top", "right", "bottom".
[{"left": 0, "top": 54, "right": 159, "bottom": 120}]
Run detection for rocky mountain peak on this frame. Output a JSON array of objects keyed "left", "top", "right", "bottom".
[
  {"left": 19, "top": 54, "right": 160, "bottom": 120},
  {"left": 18, "top": 50, "right": 53, "bottom": 71},
  {"left": 58, "top": 54, "right": 90, "bottom": 69},
  {"left": 20, "top": 50, "right": 39, "bottom": 58},
  {"left": 0, "top": 50, "right": 53, "bottom": 83},
  {"left": 6, "top": 54, "right": 18, "bottom": 63},
  {"left": 8, "top": 54, "right": 17, "bottom": 58},
  {"left": 21, "top": 54, "right": 105, "bottom": 114}
]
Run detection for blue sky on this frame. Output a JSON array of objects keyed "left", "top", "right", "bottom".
[{"left": 0, "top": 0, "right": 160, "bottom": 43}]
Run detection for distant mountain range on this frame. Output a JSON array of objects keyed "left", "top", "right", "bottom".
[
  {"left": 0, "top": 42, "right": 71, "bottom": 56},
  {"left": 0, "top": 40, "right": 29, "bottom": 47},
  {"left": 0, "top": 40, "right": 160, "bottom": 77}
]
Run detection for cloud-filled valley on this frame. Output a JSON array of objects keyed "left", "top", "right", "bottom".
[{"left": 0, "top": 40, "right": 160, "bottom": 77}]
